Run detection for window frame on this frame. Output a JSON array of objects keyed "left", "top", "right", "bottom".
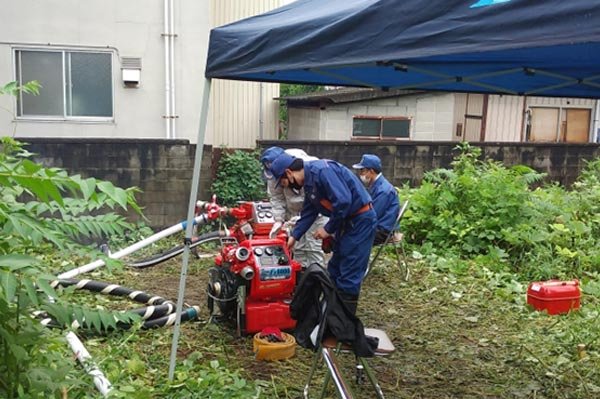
[
  {"left": 13, "top": 46, "right": 115, "bottom": 123},
  {"left": 351, "top": 115, "right": 411, "bottom": 141}
]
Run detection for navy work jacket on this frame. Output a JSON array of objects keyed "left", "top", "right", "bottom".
[
  {"left": 369, "top": 175, "right": 400, "bottom": 233},
  {"left": 292, "top": 160, "right": 372, "bottom": 240}
]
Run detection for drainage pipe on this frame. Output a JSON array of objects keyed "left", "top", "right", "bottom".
[
  {"left": 66, "top": 332, "right": 112, "bottom": 396},
  {"left": 163, "top": 0, "right": 172, "bottom": 139},
  {"left": 169, "top": 0, "right": 177, "bottom": 139},
  {"left": 58, "top": 213, "right": 210, "bottom": 279}
]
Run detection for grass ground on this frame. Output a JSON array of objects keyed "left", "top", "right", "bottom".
[{"left": 73, "top": 242, "right": 599, "bottom": 399}]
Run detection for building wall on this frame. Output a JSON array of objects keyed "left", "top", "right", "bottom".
[
  {"left": 287, "top": 107, "right": 320, "bottom": 140},
  {"left": 483, "top": 95, "right": 597, "bottom": 143},
  {"left": 289, "top": 92, "right": 456, "bottom": 141},
  {"left": 485, "top": 95, "right": 524, "bottom": 142},
  {"left": 414, "top": 93, "right": 454, "bottom": 141},
  {"left": 208, "top": 0, "right": 281, "bottom": 148},
  {"left": 0, "top": 0, "right": 280, "bottom": 147}
]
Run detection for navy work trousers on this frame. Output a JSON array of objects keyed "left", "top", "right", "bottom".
[{"left": 328, "top": 208, "right": 376, "bottom": 296}]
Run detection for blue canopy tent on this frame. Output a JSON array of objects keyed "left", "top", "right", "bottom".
[
  {"left": 169, "top": 0, "right": 600, "bottom": 376},
  {"left": 206, "top": 0, "right": 600, "bottom": 98}
]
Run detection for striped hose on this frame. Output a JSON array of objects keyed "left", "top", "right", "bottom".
[
  {"left": 51, "top": 279, "right": 173, "bottom": 306},
  {"left": 36, "top": 305, "right": 200, "bottom": 330},
  {"left": 130, "top": 303, "right": 175, "bottom": 320},
  {"left": 127, "top": 230, "right": 225, "bottom": 268},
  {"left": 142, "top": 306, "right": 200, "bottom": 329}
]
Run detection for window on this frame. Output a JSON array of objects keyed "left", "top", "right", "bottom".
[
  {"left": 15, "top": 49, "right": 113, "bottom": 119},
  {"left": 352, "top": 116, "right": 410, "bottom": 139}
]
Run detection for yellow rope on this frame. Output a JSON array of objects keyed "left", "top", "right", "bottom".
[{"left": 253, "top": 332, "right": 296, "bottom": 361}]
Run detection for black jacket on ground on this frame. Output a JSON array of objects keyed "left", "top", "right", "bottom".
[{"left": 290, "top": 264, "right": 379, "bottom": 357}]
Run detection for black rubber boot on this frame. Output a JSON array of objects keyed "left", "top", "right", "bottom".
[{"left": 339, "top": 291, "right": 360, "bottom": 316}]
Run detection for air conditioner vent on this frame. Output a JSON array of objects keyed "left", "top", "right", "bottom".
[{"left": 121, "top": 57, "right": 142, "bottom": 69}]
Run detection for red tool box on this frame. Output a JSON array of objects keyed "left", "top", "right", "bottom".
[{"left": 527, "top": 280, "right": 581, "bottom": 315}]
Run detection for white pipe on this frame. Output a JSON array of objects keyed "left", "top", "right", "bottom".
[
  {"left": 169, "top": 0, "right": 177, "bottom": 139},
  {"left": 58, "top": 214, "right": 208, "bottom": 279},
  {"left": 164, "top": 0, "right": 172, "bottom": 139},
  {"left": 66, "top": 332, "right": 112, "bottom": 396}
]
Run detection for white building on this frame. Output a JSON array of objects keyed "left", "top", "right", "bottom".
[
  {"left": 0, "top": 0, "right": 281, "bottom": 147},
  {"left": 284, "top": 88, "right": 600, "bottom": 143}
]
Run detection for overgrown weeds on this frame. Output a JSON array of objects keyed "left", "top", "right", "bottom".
[{"left": 400, "top": 142, "right": 600, "bottom": 280}]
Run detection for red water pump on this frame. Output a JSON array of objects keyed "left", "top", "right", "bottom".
[{"left": 204, "top": 200, "right": 302, "bottom": 335}]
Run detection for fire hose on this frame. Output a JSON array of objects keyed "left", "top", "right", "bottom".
[
  {"left": 58, "top": 211, "right": 213, "bottom": 279},
  {"left": 48, "top": 203, "right": 223, "bottom": 396},
  {"left": 253, "top": 332, "right": 296, "bottom": 361},
  {"left": 51, "top": 278, "right": 174, "bottom": 306},
  {"left": 128, "top": 230, "right": 225, "bottom": 268},
  {"left": 43, "top": 279, "right": 202, "bottom": 329},
  {"left": 37, "top": 305, "right": 200, "bottom": 330}
]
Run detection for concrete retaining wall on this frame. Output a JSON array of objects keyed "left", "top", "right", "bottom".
[
  {"left": 24, "top": 138, "right": 213, "bottom": 229},
  {"left": 20, "top": 139, "right": 600, "bottom": 229},
  {"left": 260, "top": 140, "right": 600, "bottom": 187}
]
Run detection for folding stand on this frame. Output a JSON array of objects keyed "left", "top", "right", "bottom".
[
  {"left": 303, "top": 328, "right": 395, "bottom": 399},
  {"left": 364, "top": 200, "right": 409, "bottom": 280}
]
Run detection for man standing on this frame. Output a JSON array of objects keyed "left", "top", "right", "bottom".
[
  {"left": 270, "top": 153, "right": 377, "bottom": 314},
  {"left": 260, "top": 147, "right": 326, "bottom": 268},
  {"left": 353, "top": 154, "right": 400, "bottom": 245}
]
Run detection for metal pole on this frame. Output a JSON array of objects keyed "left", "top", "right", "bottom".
[{"left": 168, "top": 78, "right": 212, "bottom": 379}]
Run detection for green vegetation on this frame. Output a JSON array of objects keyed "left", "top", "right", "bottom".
[
  {"left": 210, "top": 149, "right": 266, "bottom": 207},
  {"left": 401, "top": 142, "right": 600, "bottom": 280},
  {"left": 0, "top": 81, "right": 144, "bottom": 398},
  {"left": 1, "top": 79, "right": 597, "bottom": 397}
]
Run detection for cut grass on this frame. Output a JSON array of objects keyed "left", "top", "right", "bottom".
[{"left": 65, "top": 245, "right": 599, "bottom": 398}]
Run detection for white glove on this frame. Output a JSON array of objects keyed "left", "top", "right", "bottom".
[
  {"left": 269, "top": 221, "right": 283, "bottom": 239},
  {"left": 288, "top": 216, "right": 301, "bottom": 225}
]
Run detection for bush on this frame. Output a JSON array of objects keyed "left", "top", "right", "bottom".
[
  {"left": 210, "top": 149, "right": 266, "bottom": 206},
  {"left": 401, "top": 142, "right": 600, "bottom": 280}
]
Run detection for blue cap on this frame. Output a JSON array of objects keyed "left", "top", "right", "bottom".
[
  {"left": 260, "top": 146, "right": 285, "bottom": 165},
  {"left": 352, "top": 154, "right": 382, "bottom": 172},
  {"left": 269, "top": 152, "right": 297, "bottom": 186}
]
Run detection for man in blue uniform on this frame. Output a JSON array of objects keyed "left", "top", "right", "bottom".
[
  {"left": 260, "top": 146, "right": 327, "bottom": 268},
  {"left": 270, "top": 153, "right": 377, "bottom": 314},
  {"left": 353, "top": 154, "right": 400, "bottom": 245}
]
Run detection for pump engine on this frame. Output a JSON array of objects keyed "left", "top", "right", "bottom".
[{"left": 205, "top": 201, "right": 301, "bottom": 335}]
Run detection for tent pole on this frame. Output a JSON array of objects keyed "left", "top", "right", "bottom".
[{"left": 168, "top": 78, "right": 212, "bottom": 380}]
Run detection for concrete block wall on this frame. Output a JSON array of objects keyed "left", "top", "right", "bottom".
[
  {"left": 17, "top": 139, "right": 600, "bottom": 230},
  {"left": 23, "top": 138, "right": 213, "bottom": 229},
  {"left": 259, "top": 140, "right": 600, "bottom": 188}
]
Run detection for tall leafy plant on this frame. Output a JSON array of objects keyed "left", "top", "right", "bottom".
[
  {"left": 401, "top": 142, "right": 600, "bottom": 279},
  {"left": 0, "top": 82, "right": 142, "bottom": 397},
  {"left": 210, "top": 149, "right": 266, "bottom": 206}
]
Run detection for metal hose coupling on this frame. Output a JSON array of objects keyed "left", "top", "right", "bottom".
[{"left": 240, "top": 266, "right": 255, "bottom": 280}]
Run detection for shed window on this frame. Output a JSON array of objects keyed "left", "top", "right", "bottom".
[
  {"left": 352, "top": 116, "right": 410, "bottom": 139},
  {"left": 15, "top": 49, "right": 113, "bottom": 119}
]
